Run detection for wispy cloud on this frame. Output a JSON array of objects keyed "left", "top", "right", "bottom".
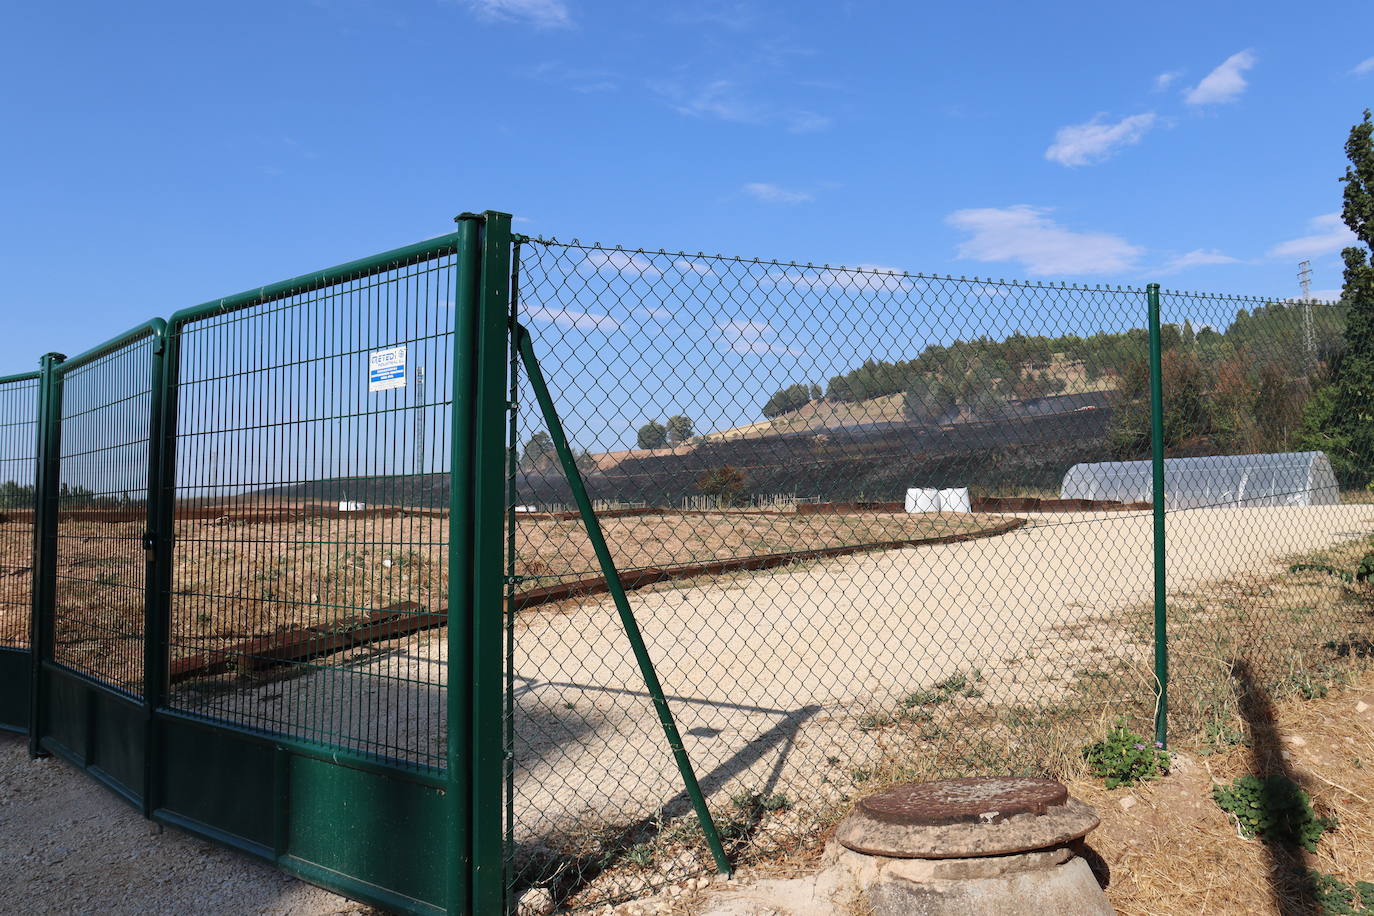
[
  {"left": 529, "top": 60, "right": 617, "bottom": 92},
  {"left": 1159, "top": 249, "right": 1244, "bottom": 274},
  {"left": 742, "top": 182, "right": 813, "bottom": 204},
  {"left": 523, "top": 304, "right": 620, "bottom": 331},
  {"left": 658, "top": 79, "right": 831, "bottom": 133},
  {"left": 581, "top": 250, "right": 662, "bottom": 277},
  {"left": 946, "top": 205, "right": 1141, "bottom": 276},
  {"left": 461, "top": 0, "right": 570, "bottom": 28},
  {"left": 1184, "top": 50, "right": 1256, "bottom": 105},
  {"left": 673, "top": 259, "right": 718, "bottom": 276},
  {"left": 768, "top": 264, "right": 912, "bottom": 292},
  {"left": 1045, "top": 112, "right": 1157, "bottom": 167},
  {"left": 1353, "top": 57, "right": 1374, "bottom": 77},
  {"left": 1268, "top": 213, "right": 1358, "bottom": 260},
  {"left": 715, "top": 319, "right": 800, "bottom": 356},
  {"left": 1154, "top": 70, "right": 1183, "bottom": 91},
  {"left": 669, "top": 2, "right": 759, "bottom": 32}
]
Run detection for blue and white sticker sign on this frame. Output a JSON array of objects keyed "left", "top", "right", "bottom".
[{"left": 368, "top": 345, "right": 407, "bottom": 392}]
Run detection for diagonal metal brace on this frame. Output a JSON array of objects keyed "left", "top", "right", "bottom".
[{"left": 513, "top": 322, "right": 733, "bottom": 877}]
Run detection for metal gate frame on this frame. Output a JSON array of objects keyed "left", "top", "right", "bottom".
[{"left": 2, "top": 210, "right": 520, "bottom": 915}]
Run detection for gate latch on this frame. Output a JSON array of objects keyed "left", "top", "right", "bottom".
[{"left": 142, "top": 530, "right": 156, "bottom": 558}]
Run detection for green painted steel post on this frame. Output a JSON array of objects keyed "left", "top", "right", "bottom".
[
  {"left": 143, "top": 320, "right": 173, "bottom": 818},
  {"left": 28, "top": 351, "right": 64, "bottom": 759},
  {"left": 448, "top": 215, "right": 482, "bottom": 916},
  {"left": 1147, "top": 282, "right": 1168, "bottom": 748},
  {"left": 515, "top": 323, "right": 735, "bottom": 878},
  {"left": 470, "top": 211, "right": 514, "bottom": 915}
]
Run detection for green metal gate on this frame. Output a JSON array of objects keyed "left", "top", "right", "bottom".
[{"left": 6, "top": 210, "right": 520, "bottom": 915}]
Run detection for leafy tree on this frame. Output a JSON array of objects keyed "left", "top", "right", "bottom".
[
  {"left": 0, "top": 480, "right": 35, "bottom": 509},
  {"left": 761, "top": 383, "right": 815, "bottom": 418},
  {"left": 636, "top": 420, "right": 667, "bottom": 449},
  {"left": 666, "top": 415, "right": 695, "bottom": 444},
  {"left": 1108, "top": 350, "right": 1210, "bottom": 458},
  {"left": 519, "top": 431, "right": 556, "bottom": 470},
  {"left": 1298, "top": 109, "right": 1374, "bottom": 484},
  {"left": 902, "top": 375, "right": 958, "bottom": 423},
  {"left": 697, "top": 465, "right": 746, "bottom": 506}
]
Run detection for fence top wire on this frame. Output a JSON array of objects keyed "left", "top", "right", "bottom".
[
  {"left": 520, "top": 238, "right": 1357, "bottom": 311},
  {"left": 519, "top": 237, "right": 1150, "bottom": 295},
  {"left": 1160, "top": 287, "right": 1342, "bottom": 306}
]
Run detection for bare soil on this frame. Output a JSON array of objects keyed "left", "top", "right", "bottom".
[
  {"left": 0, "top": 732, "right": 377, "bottom": 916},
  {"left": 0, "top": 510, "right": 999, "bottom": 691}
]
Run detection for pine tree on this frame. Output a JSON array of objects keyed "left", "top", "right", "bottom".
[{"left": 1299, "top": 110, "right": 1374, "bottom": 484}]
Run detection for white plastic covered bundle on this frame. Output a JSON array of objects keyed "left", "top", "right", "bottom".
[
  {"left": 905, "top": 487, "right": 971, "bottom": 513},
  {"left": 1060, "top": 451, "right": 1340, "bottom": 509}
]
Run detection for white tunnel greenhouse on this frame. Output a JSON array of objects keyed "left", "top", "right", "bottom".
[{"left": 1060, "top": 451, "right": 1341, "bottom": 510}]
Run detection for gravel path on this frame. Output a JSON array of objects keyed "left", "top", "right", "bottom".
[{"left": 0, "top": 732, "right": 375, "bottom": 916}]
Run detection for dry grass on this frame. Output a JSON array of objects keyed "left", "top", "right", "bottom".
[
  {"left": 1070, "top": 667, "right": 1374, "bottom": 916},
  {"left": 0, "top": 519, "right": 33, "bottom": 646},
  {"left": 568, "top": 529, "right": 1374, "bottom": 915}
]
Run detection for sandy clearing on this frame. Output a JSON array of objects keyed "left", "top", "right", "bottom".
[
  {"left": 181, "top": 505, "right": 1374, "bottom": 857},
  {"left": 507, "top": 505, "right": 1374, "bottom": 842}
]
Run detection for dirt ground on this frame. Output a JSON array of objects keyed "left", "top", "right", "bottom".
[
  {"left": 500, "top": 505, "right": 1374, "bottom": 847},
  {"left": 0, "top": 731, "right": 373, "bottom": 916},
  {"left": 4, "top": 504, "right": 1374, "bottom": 914},
  {"left": 633, "top": 666, "right": 1374, "bottom": 916},
  {"left": 0, "top": 510, "right": 994, "bottom": 690},
  {"left": 189, "top": 504, "right": 1374, "bottom": 897}
]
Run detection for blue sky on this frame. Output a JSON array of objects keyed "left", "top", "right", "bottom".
[{"left": 1, "top": 0, "right": 1371, "bottom": 376}]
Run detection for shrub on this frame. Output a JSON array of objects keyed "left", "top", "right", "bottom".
[
  {"left": 1082, "top": 721, "right": 1169, "bottom": 789},
  {"left": 1212, "top": 774, "right": 1336, "bottom": 852}
]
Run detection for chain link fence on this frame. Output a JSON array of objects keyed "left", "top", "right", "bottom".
[
  {"left": 2, "top": 218, "right": 1372, "bottom": 915},
  {"left": 505, "top": 238, "right": 1372, "bottom": 911}
]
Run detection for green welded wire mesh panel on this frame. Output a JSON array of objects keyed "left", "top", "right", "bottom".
[
  {"left": 1153, "top": 289, "right": 1370, "bottom": 740},
  {"left": 165, "top": 249, "right": 459, "bottom": 772},
  {"left": 52, "top": 335, "right": 158, "bottom": 695},
  {"left": 0, "top": 373, "right": 40, "bottom": 649},
  {"left": 506, "top": 240, "right": 1165, "bottom": 909}
]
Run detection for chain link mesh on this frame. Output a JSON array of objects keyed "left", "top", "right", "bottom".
[{"left": 505, "top": 239, "right": 1370, "bottom": 911}]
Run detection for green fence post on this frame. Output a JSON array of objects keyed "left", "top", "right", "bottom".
[
  {"left": 143, "top": 320, "right": 172, "bottom": 817},
  {"left": 471, "top": 211, "right": 513, "bottom": 915},
  {"left": 28, "top": 351, "right": 65, "bottom": 759},
  {"left": 1147, "top": 282, "right": 1168, "bottom": 748},
  {"left": 515, "top": 323, "right": 735, "bottom": 878},
  {"left": 449, "top": 215, "right": 483, "bottom": 916}
]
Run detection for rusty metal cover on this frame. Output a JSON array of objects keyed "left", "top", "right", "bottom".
[
  {"left": 857, "top": 777, "right": 1069, "bottom": 827},
  {"left": 836, "top": 778, "right": 1100, "bottom": 859}
]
